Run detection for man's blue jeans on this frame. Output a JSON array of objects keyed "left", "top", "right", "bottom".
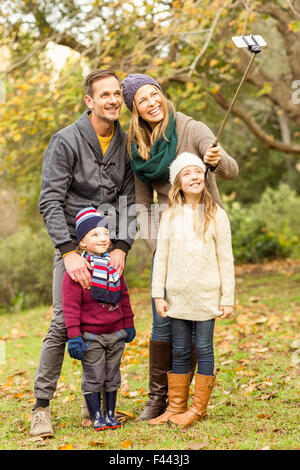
[{"left": 170, "top": 318, "right": 215, "bottom": 375}]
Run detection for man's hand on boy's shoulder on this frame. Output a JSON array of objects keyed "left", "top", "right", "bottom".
[
  {"left": 64, "top": 252, "right": 92, "bottom": 289},
  {"left": 110, "top": 249, "right": 126, "bottom": 276}
]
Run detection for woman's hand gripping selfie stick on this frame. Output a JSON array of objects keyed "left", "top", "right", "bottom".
[{"left": 204, "top": 34, "right": 267, "bottom": 187}]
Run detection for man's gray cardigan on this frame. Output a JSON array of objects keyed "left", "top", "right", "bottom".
[{"left": 39, "top": 111, "right": 136, "bottom": 256}]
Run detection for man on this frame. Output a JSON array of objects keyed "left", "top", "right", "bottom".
[{"left": 31, "top": 69, "right": 136, "bottom": 437}]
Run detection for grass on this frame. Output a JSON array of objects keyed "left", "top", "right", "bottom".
[{"left": 0, "top": 261, "right": 299, "bottom": 450}]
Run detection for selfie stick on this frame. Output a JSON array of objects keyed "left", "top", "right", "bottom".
[
  {"left": 204, "top": 35, "right": 267, "bottom": 184},
  {"left": 213, "top": 34, "right": 267, "bottom": 147}
]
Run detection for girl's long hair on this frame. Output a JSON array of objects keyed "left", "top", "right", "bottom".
[
  {"left": 168, "top": 173, "right": 217, "bottom": 237},
  {"left": 127, "top": 87, "right": 176, "bottom": 160}
]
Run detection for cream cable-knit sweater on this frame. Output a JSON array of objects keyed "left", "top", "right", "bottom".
[{"left": 151, "top": 205, "right": 235, "bottom": 321}]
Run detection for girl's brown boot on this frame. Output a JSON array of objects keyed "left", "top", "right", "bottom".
[
  {"left": 169, "top": 373, "right": 216, "bottom": 427},
  {"left": 148, "top": 372, "right": 190, "bottom": 425}
]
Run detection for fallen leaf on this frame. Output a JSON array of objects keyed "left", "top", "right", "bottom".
[
  {"left": 121, "top": 438, "right": 133, "bottom": 449},
  {"left": 220, "top": 359, "right": 234, "bottom": 365},
  {"left": 188, "top": 441, "right": 209, "bottom": 450},
  {"left": 290, "top": 339, "right": 300, "bottom": 349},
  {"left": 237, "top": 370, "right": 256, "bottom": 376},
  {"left": 62, "top": 395, "right": 74, "bottom": 404},
  {"left": 10, "top": 328, "right": 28, "bottom": 338},
  {"left": 115, "top": 409, "right": 136, "bottom": 419},
  {"left": 81, "top": 419, "right": 92, "bottom": 427},
  {"left": 58, "top": 443, "right": 74, "bottom": 450},
  {"left": 0, "top": 376, "right": 14, "bottom": 390},
  {"left": 88, "top": 440, "right": 107, "bottom": 448},
  {"left": 251, "top": 347, "right": 269, "bottom": 353},
  {"left": 27, "top": 436, "right": 44, "bottom": 443},
  {"left": 11, "top": 370, "right": 26, "bottom": 376},
  {"left": 253, "top": 317, "right": 268, "bottom": 324},
  {"left": 68, "top": 384, "right": 77, "bottom": 393},
  {"left": 34, "top": 441, "right": 47, "bottom": 447},
  {"left": 56, "top": 422, "right": 66, "bottom": 429},
  {"left": 259, "top": 390, "right": 278, "bottom": 400}
]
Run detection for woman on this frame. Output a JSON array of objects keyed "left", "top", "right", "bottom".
[{"left": 121, "top": 73, "right": 238, "bottom": 421}]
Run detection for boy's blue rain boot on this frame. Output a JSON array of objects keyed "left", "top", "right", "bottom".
[
  {"left": 84, "top": 392, "right": 109, "bottom": 431},
  {"left": 105, "top": 391, "right": 122, "bottom": 429}
]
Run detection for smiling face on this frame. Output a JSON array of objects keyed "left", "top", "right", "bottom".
[
  {"left": 180, "top": 165, "right": 205, "bottom": 199},
  {"left": 80, "top": 226, "right": 111, "bottom": 256},
  {"left": 134, "top": 84, "right": 165, "bottom": 128},
  {"left": 84, "top": 75, "right": 122, "bottom": 124}
]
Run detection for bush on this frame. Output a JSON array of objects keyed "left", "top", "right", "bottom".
[
  {"left": 250, "top": 183, "right": 300, "bottom": 257},
  {"left": 0, "top": 226, "right": 54, "bottom": 311},
  {"left": 0, "top": 227, "right": 152, "bottom": 311},
  {"left": 225, "top": 183, "right": 300, "bottom": 264},
  {"left": 125, "top": 237, "right": 152, "bottom": 288}
]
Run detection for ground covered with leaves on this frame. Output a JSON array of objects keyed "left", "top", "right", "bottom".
[{"left": 0, "top": 260, "right": 299, "bottom": 450}]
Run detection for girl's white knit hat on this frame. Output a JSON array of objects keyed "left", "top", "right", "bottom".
[{"left": 169, "top": 152, "right": 206, "bottom": 185}]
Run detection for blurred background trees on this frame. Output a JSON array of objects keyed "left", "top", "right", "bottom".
[{"left": 0, "top": 0, "right": 300, "bottom": 309}]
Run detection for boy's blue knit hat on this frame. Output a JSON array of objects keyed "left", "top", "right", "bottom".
[{"left": 75, "top": 207, "right": 108, "bottom": 242}]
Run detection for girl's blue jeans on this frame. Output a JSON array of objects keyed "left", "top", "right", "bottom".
[{"left": 170, "top": 318, "right": 215, "bottom": 375}]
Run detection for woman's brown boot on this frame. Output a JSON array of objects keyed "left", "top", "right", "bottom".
[
  {"left": 148, "top": 372, "right": 190, "bottom": 425},
  {"left": 169, "top": 373, "right": 216, "bottom": 427},
  {"left": 136, "top": 340, "right": 172, "bottom": 421}
]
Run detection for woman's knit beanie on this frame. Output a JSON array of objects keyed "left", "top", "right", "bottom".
[
  {"left": 121, "top": 73, "right": 162, "bottom": 112},
  {"left": 169, "top": 152, "right": 207, "bottom": 185},
  {"left": 75, "top": 207, "right": 108, "bottom": 242}
]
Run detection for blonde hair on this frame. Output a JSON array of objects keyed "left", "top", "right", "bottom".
[
  {"left": 168, "top": 172, "right": 217, "bottom": 236},
  {"left": 127, "top": 87, "right": 176, "bottom": 160}
]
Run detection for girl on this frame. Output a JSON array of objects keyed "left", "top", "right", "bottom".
[
  {"left": 121, "top": 73, "right": 238, "bottom": 421},
  {"left": 62, "top": 207, "right": 136, "bottom": 431},
  {"left": 149, "top": 152, "right": 235, "bottom": 426}
]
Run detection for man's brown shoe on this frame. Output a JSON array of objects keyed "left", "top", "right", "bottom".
[{"left": 30, "top": 407, "right": 54, "bottom": 438}]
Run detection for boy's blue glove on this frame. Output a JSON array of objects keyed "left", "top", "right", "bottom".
[
  {"left": 124, "top": 327, "right": 136, "bottom": 343},
  {"left": 68, "top": 336, "right": 86, "bottom": 360}
]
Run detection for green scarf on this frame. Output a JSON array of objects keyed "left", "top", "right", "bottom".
[{"left": 130, "top": 111, "right": 178, "bottom": 184}]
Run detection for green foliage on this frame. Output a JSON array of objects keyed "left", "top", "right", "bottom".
[
  {"left": 0, "top": 226, "right": 54, "bottom": 310},
  {"left": 0, "top": 227, "right": 152, "bottom": 309},
  {"left": 229, "top": 207, "right": 289, "bottom": 264},
  {"left": 125, "top": 238, "right": 152, "bottom": 288},
  {"left": 225, "top": 183, "right": 300, "bottom": 263}
]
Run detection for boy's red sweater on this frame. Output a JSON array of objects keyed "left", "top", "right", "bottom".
[{"left": 62, "top": 272, "right": 134, "bottom": 338}]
